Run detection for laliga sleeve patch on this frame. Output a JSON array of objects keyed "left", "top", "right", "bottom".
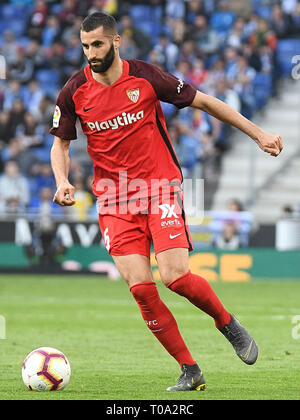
[{"left": 53, "top": 105, "right": 61, "bottom": 128}]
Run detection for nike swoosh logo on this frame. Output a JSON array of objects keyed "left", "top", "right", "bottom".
[
  {"left": 169, "top": 233, "right": 183, "bottom": 240},
  {"left": 83, "top": 106, "right": 96, "bottom": 112},
  {"left": 240, "top": 339, "right": 254, "bottom": 361}
]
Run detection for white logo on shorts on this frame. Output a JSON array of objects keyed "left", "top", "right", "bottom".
[
  {"left": 169, "top": 233, "right": 182, "bottom": 240},
  {"left": 158, "top": 204, "right": 179, "bottom": 220}
]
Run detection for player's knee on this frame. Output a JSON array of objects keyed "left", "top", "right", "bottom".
[
  {"left": 159, "top": 264, "right": 189, "bottom": 286},
  {"left": 121, "top": 269, "right": 153, "bottom": 289}
]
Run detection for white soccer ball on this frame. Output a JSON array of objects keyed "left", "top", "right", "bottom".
[{"left": 22, "top": 347, "right": 71, "bottom": 391}]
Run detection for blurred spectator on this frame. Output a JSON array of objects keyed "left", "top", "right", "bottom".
[
  {"left": 186, "top": 0, "right": 206, "bottom": 24},
  {"left": 8, "top": 48, "right": 35, "bottom": 84},
  {"left": 45, "top": 42, "right": 65, "bottom": 76},
  {"left": 223, "top": 46, "right": 239, "bottom": 74},
  {"left": 281, "top": 204, "right": 295, "bottom": 218},
  {"left": 201, "top": 131, "right": 220, "bottom": 178},
  {"left": 0, "top": 31, "right": 19, "bottom": 67},
  {"left": 167, "top": 18, "right": 187, "bottom": 45},
  {"left": 188, "top": 58, "right": 208, "bottom": 89},
  {"left": 191, "top": 14, "right": 220, "bottom": 55},
  {"left": 119, "top": 14, "right": 152, "bottom": 59},
  {"left": 16, "top": 111, "right": 44, "bottom": 148},
  {"left": 26, "top": 0, "right": 48, "bottom": 41},
  {"left": 69, "top": 159, "right": 86, "bottom": 182},
  {"left": 153, "top": 34, "right": 179, "bottom": 72},
  {"left": 205, "top": 58, "right": 226, "bottom": 95},
  {"left": 29, "top": 187, "right": 65, "bottom": 266},
  {"left": 3, "top": 79, "right": 23, "bottom": 111},
  {"left": 72, "top": 179, "right": 94, "bottom": 221},
  {"left": 23, "top": 79, "right": 44, "bottom": 115},
  {"left": 210, "top": 0, "right": 236, "bottom": 41},
  {"left": 87, "top": 0, "right": 118, "bottom": 15},
  {"left": 228, "top": 198, "right": 244, "bottom": 212},
  {"left": 35, "top": 163, "right": 55, "bottom": 191},
  {"left": 214, "top": 221, "right": 241, "bottom": 249},
  {"left": 259, "top": 43, "right": 273, "bottom": 74},
  {"left": 166, "top": 0, "right": 186, "bottom": 20},
  {"left": 61, "top": 16, "right": 83, "bottom": 44},
  {"left": 244, "top": 13, "right": 260, "bottom": 38},
  {"left": 8, "top": 98, "right": 26, "bottom": 135},
  {"left": 58, "top": 0, "right": 79, "bottom": 27},
  {"left": 1, "top": 138, "right": 41, "bottom": 176},
  {"left": 215, "top": 78, "right": 241, "bottom": 112},
  {"left": 119, "top": 33, "right": 139, "bottom": 60},
  {"left": 176, "top": 118, "right": 200, "bottom": 176},
  {"left": 25, "top": 39, "right": 45, "bottom": 72},
  {"left": 227, "top": 54, "right": 256, "bottom": 119},
  {"left": 174, "top": 61, "right": 190, "bottom": 82},
  {"left": 34, "top": 95, "right": 55, "bottom": 125},
  {"left": 147, "top": 49, "right": 164, "bottom": 69},
  {"left": 30, "top": 186, "right": 62, "bottom": 216},
  {"left": 210, "top": 78, "right": 241, "bottom": 152},
  {"left": 0, "top": 111, "right": 14, "bottom": 147},
  {"left": 242, "top": 42, "right": 262, "bottom": 72},
  {"left": 226, "top": 17, "right": 247, "bottom": 49},
  {"left": 249, "top": 17, "right": 277, "bottom": 51},
  {"left": 0, "top": 160, "right": 30, "bottom": 213},
  {"left": 178, "top": 39, "right": 202, "bottom": 65},
  {"left": 42, "top": 15, "right": 61, "bottom": 47},
  {"left": 227, "top": 0, "right": 252, "bottom": 20},
  {"left": 63, "top": 33, "right": 84, "bottom": 79},
  {"left": 282, "top": 0, "right": 298, "bottom": 15},
  {"left": 271, "top": 4, "right": 291, "bottom": 39},
  {"left": 291, "top": 2, "right": 300, "bottom": 36}
]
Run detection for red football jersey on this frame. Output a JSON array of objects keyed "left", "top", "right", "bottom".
[{"left": 50, "top": 59, "right": 197, "bottom": 206}]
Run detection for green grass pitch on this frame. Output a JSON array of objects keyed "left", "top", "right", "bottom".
[{"left": 0, "top": 274, "right": 299, "bottom": 400}]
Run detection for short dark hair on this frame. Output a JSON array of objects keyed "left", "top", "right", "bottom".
[{"left": 81, "top": 12, "right": 117, "bottom": 35}]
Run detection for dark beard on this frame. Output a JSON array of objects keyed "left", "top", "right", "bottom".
[{"left": 89, "top": 42, "right": 115, "bottom": 73}]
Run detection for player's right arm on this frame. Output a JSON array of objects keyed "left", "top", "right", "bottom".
[{"left": 50, "top": 136, "right": 76, "bottom": 206}]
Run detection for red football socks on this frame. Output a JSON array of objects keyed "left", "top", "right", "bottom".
[
  {"left": 167, "top": 271, "right": 231, "bottom": 329},
  {"left": 130, "top": 281, "right": 195, "bottom": 367}
]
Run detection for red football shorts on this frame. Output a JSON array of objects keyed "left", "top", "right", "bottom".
[{"left": 98, "top": 191, "right": 193, "bottom": 257}]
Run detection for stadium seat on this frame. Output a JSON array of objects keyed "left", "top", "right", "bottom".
[
  {"left": 0, "top": 3, "right": 32, "bottom": 19},
  {"left": 27, "top": 177, "right": 38, "bottom": 197},
  {"left": 31, "top": 147, "right": 51, "bottom": 163},
  {"left": 35, "top": 69, "right": 60, "bottom": 86},
  {"left": 134, "top": 21, "right": 160, "bottom": 43},
  {"left": 277, "top": 39, "right": 300, "bottom": 76},
  {"left": 50, "top": 4, "right": 63, "bottom": 14},
  {"left": 256, "top": 6, "right": 272, "bottom": 20},
  {"left": 0, "top": 4, "right": 19, "bottom": 19},
  {"left": 45, "top": 135, "right": 54, "bottom": 149},
  {"left": 129, "top": 5, "right": 153, "bottom": 23},
  {"left": 152, "top": 5, "right": 163, "bottom": 22},
  {"left": 7, "top": 19, "right": 27, "bottom": 38},
  {"left": 35, "top": 69, "right": 60, "bottom": 98},
  {"left": 253, "top": 72, "right": 272, "bottom": 109}
]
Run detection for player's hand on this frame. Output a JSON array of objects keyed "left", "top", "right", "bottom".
[
  {"left": 255, "top": 131, "right": 283, "bottom": 157},
  {"left": 53, "top": 182, "right": 76, "bottom": 206}
]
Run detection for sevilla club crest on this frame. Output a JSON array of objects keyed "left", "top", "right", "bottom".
[{"left": 126, "top": 88, "right": 140, "bottom": 103}]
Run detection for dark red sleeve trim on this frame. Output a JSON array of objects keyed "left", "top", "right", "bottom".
[{"left": 49, "top": 68, "right": 87, "bottom": 140}]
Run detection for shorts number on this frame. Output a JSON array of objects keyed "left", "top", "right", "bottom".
[{"left": 104, "top": 228, "right": 110, "bottom": 251}]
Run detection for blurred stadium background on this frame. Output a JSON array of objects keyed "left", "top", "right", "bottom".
[{"left": 0, "top": 0, "right": 299, "bottom": 280}]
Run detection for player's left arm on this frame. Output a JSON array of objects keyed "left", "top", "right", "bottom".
[{"left": 190, "top": 90, "right": 283, "bottom": 157}]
